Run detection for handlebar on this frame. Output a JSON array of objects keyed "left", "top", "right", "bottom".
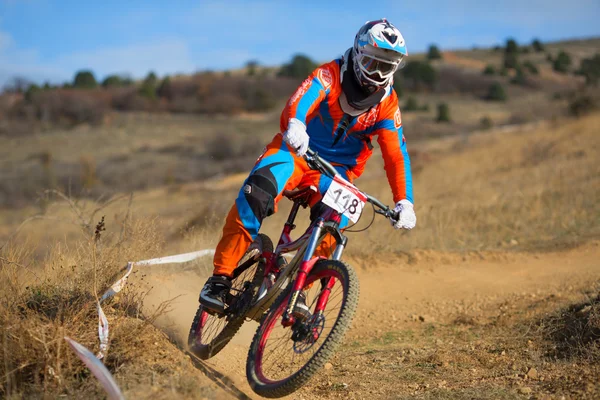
[{"left": 304, "top": 149, "right": 399, "bottom": 221}]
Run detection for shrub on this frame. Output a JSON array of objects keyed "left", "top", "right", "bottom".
[
  {"left": 404, "top": 96, "right": 419, "bottom": 111},
  {"left": 577, "top": 54, "right": 600, "bottom": 85},
  {"left": 523, "top": 61, "right": 539, "bottom": 75},
  {"left": 427, "top": 44, "right": 442, "bottom": 60},
  {"left": 483, "top": 65, "right": 496, "bottom": 75},
  {"left": 26, "top": 90, "right": 108, "bottom": 126},
  {"left": 73, "top": 70, "right": 98, "bottom": 89},
  {"left": 532, "top": 39, "right": 544, "bottom": 52},
  {"left": 510, "top": 67, "right": 527, "bottom": 86},
  {"left": 436, "top": 103, "right": 451, "bottom": 123},
  {"left": 278, "top": 54, "right": 318, "bottom": 79},
  {"left": 553, "top": 51, "right": 572, "bottom": 73},
  {"left": 520, "top": 47, "right": 530, "bottom": 54},
  {"left": 480, "top": 116, "right": 493, "bottom": 130},
  {"left": 436, "top": 66, "right": 496, "bottom": 96},
  {"left": 486, "top": 82, "right": 507, "bottom": 101},
  {"left": 569, "top": 93, "right": 597, "bottom": 117}
]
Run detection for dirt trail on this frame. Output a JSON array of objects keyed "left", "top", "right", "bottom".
[{"left": 137, "top": 241, "right": 600, "bottom": 399}]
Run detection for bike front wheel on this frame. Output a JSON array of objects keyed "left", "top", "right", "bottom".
[{"left": 246, "top": 259, "right": 359, "bottom": 398}]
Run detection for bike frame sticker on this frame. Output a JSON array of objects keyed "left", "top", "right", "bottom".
[{"left": 322, "top": 176, "right": 367, "bottom": 223}]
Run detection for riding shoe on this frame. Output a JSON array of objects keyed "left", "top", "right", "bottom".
[{"left": 199, "top": 276, "right": 232, "bottom": 314}]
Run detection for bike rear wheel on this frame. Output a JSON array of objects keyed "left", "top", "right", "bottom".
[
  {"left": 246, "top": 259, "right": 359, "bottom": 398},
  {"left": 188, "top": 234, "right": 272, "bottom": 360}
]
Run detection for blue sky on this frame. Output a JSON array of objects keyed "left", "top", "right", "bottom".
[{"left": 0, "top": 0, "right": 599, "bottom": 86}]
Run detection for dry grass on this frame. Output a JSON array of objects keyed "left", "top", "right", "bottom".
[
  {"left": 0, "top": 209, "right": 217, "bottom": 398},
  {"left": 305, "top": 281, "right": 600, "bottom": 399},
  {"left": 343, "top": 113, "right": 600, "bottom": 258}
]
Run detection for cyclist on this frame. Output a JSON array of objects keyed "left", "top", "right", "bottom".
[{"left": 200, "top": 19, "right": 416, "bottom": 315}]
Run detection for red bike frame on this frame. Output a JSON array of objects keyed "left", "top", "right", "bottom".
[{"left": 257, "top": 191, "right": 347, "bottom": 328}]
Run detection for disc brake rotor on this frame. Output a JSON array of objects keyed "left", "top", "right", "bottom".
[{"left": 292, "top": 314, "right": 325, "bottom": 354}]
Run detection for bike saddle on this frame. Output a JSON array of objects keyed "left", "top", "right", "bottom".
[{"left": 283, "top": 185, "right": 318, "bottom": 206}]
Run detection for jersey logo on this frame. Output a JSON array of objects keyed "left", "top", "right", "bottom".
[
  {"left": 357, "top": 107, "right": 378, "bottom": 127},
  {"left": 318, "top": 68, "right": 333, "bottom": 89},
  {"left": 288, "top": 78, "right": 312, "bottom": 106},
  {"left": 394, "top": 108, "right": 402, "bottom": 129}
]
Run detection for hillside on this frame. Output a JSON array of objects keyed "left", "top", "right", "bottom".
[
  {"left": 1, "top": 36, "right": 599, "bottom": 399},
  {"left": 2, "top": 105, "right": 599, "bottom": 398}
]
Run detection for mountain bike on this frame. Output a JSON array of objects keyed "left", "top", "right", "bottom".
[{"left": 188, "top": 148, "right": 399, "bottom": 398}]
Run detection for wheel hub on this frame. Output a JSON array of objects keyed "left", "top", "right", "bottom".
[{"left": 292, "top": 314, "right": 325, "bottom": 354}]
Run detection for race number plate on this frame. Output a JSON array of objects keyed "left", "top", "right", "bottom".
[{"left": 322, "top": 176, "right": 367, "bottom": 223}]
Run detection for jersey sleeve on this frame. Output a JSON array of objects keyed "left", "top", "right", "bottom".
[
  {"left": 279, "top": 62, "right": 336, "bottom": 132},
  {"left": 373, "top": 93, "right": 414, "bottom": 204}
]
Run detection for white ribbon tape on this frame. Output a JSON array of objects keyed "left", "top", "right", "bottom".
[
  {"left": 65, "top": 337, "right": 125, "bottom": 400},
  {"left": 96, "top": 249, "right": 215, "bottom": 359}
]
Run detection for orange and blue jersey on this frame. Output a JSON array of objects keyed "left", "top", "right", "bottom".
[
  {"left": 212, "top": 59, "right": 414, "bottom": 276},
  {"left": 280, "top": 58, "right": 413, "bottom": 204}
]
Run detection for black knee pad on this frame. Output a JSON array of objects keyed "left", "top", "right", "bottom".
[{"left": 243, "top": 171, "right": 279, "bottom": 222}]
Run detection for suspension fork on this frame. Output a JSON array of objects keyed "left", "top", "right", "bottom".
[{"left": 281, "top": 219, "right": 325, "bottom": 327}]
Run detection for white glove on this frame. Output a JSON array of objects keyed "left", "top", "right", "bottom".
[
  {"left": 391, "top": 199, "right": 416, "bottom": 230},
  {"left": 283, "top": 118, "right": 310, "bottom": 157}
]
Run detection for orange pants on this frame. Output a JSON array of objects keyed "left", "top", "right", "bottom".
[{"left": 213, "top": 134, "right": 350, "bottom": 277}]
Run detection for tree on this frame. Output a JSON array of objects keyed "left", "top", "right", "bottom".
[
  {"left": 505, "top": 38, "right": 518, "bottom": 54},
  {"left": 503, "top": 38, "right": 519, "bottom": 69},
  {"left": 577, "top": 54, "right": 600, "bottom": 85},
  {"left": 73, "top": 70, "right": 98, "bottom": 89},
  {"left": 24, "top": 84, "right": 41, "bottom": 102},
  {"left": 102, "top": 74, "right": 132, "bottom": 88},
  {"left": 138, "top": 71, "right": 158, "bottom": 99},
  {"left": 486, "top": 82, "right": 507, "bottom": 101},
  {"left": 246, "top": 60, "right": 259, "bottom": 77},
  {"left": 402, "top": 61, "right": 437, "bottom": 89},
  {"left": 436, "top": 103, "right": 451, "bottom": 123},
  {"left": 278, "top": 54, "right": 318, "bottom": 79},
  {"left": 2, "top": 76, "right": 30, "bottom": 93},
  {"left": 532, "top": 39, "right": 544, "bottom": 52},
  {"left": 483, "top": 65, "right": 496, "bottom": 75},
  {"left": 427, "top": 44, "right": 442, "bottom": 60},
  {"left": 157, "top": 76, "right": 173, "bottom": 99},
  {"left": 392, "top": 71, "right": 404, "bottom": 97},
  {"left": 504, "top": 52, "right": 519, "bottom": 69},
  {"left": 553, "top": 51, "right": 572, "bottom": 73}
]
